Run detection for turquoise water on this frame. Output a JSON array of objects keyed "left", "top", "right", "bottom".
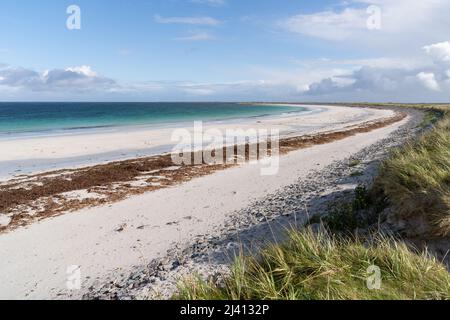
[{"left": 0, "top": 102, "right": 306, "bottom": 136}]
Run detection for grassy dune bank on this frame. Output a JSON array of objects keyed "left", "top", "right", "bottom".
[
  {"left": 177, "top": 104, "right": 450, "bottom": 300},
  {"left": 374, "top": 105, "right": 450, "bottom": 238},
  {"left": 176, "top": 229, "right": 450, "bottom": 300}
]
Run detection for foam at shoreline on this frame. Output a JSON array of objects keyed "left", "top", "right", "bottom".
[
  {"left": 0, "top": 105, "right": 388, "bottom": 180},
  {"left": 0, "top": 102, "right": 308, "bottom": 139}
]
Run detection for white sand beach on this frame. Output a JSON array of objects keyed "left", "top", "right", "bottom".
[
  {"left": 0, "top": 105, "right": 392, "bottom": 180},
  {"left": 0, "top": 105, "right": 411, "bottom": 299}
]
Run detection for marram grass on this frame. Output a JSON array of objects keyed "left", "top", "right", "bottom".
[
  {"left": 176, "top": 105, "right": 450, "bottom": 301},
  {"left": 175, "top": 228, "right": 450, "bottom": 300},
  {"left": 376, "top": 108, "right": 450, "bottom": 237}
]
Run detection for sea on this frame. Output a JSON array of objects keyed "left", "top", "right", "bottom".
[
  {"left": 0, "top": 102, "right": 314, "bottom": 178},
  {"left": 0, "top": 102, "right": 308, "bottom": 138}
]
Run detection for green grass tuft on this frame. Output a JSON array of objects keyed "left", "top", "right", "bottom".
[
  {"left": 376, "top": 112, "right": 450, "bottom": 237},
  {"left": 308, "top": 185, "right": 377, "bottom": 234},
  {"left": 419, "top": 110, "right": 442, "bottom": 129},
  {"left": 177, "top": 104, "right": 450, "bottom": 301},
  {"left": 175, "top": 228, "right": 450, "bottom": 300}
]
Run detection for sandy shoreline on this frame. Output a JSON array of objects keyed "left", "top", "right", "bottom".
[
  {"left": 0, "top": 109, "right": 404, "bottom": 234},
  {"left": 0, "top": 105, "right": 417, "bottom": 299},
  {"left": 0, "top": 105, "right": 391, "bottom": 180}
]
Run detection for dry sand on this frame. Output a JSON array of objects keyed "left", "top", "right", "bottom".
[
  {"left": 0, "top": 105, "right": 406, "bottom": 299},
  {"left": 0, "top": 105, "right": 391, "bottom": 180}
]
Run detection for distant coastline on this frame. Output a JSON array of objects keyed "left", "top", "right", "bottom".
[
  {"left": 0, "top": 103, "right": 327, "bottom": 179},
  {"left": 0, "top": 102, "right": 309, "bottom": 138},
  {"left": 0, "top": 104, "right": 413, "bottom": 299}
]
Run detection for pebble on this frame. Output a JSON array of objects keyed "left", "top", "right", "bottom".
[{"left": 82, "top": 108, "right": 424, "bottom": 300}]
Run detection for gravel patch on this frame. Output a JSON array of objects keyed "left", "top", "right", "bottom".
[{"left": 82, "top": 109, "right": 424, "bottom": 300}]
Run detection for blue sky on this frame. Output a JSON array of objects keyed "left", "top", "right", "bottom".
[{"left": 1, "top": 0, "right": 450, "bottom": 101}]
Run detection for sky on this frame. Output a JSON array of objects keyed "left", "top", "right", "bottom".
[{"left": 1, "top": 0, "right": 450, "bottom": 102}]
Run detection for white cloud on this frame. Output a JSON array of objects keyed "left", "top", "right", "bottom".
[
  {"left": 0, "top": 67, "right": 40, "bottom": 87},
  {"left": 247, "top": 64, "right": 351, "bottom": 94},
  {"left": 293, "top": 57, "right": 428, "bottom": 71},
  {"left": 423, "top": 41, "right": 450, "bottom": 63},
  {"left": 0, "top": 65, "right": 115, "bottom": 92},
  {"left": 154, "top": 15, "right": 221, "bottom": 26},
  {"left": 175, "top": 31, "right": 215, "bottom": 41},
  {"left": 281, "top": 8, "right": 367, "bottom": 41},
  {"left": 2, "top": 40, "right": 450, "bottom": 102},
  {"left": 182, "top": 86, "right": 215, "bottom": 96},
  {"left": 65, "top": 65, "right": 98, "bottom": 77},
  {"left": 297, "top": 39, "right": 450, "bottom": 99},
  {"left": 190, "top": 0, "right": 225, "bottom": 6},
  {"left": 417, "top": 72, "right": 440, "bottom": 91},
  {"left": 280, "top": 0, "right": 450, "bottom": 49},
  {"left": 305, "top": 66, "right": 402, "bottom": 95}
]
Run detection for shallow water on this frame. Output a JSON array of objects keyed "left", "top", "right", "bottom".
[{"left": 0, "top": 102, "right": 306, "bottom": 138}]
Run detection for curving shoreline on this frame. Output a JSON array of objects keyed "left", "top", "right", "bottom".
[
  {"left": 84, "top": 108, "right": 424, "bottom": 300},
  {"left": 0, "top": 105, "right": 418, "bottom": 299},
  {"left": 0, "top": 108, "right": 404, "bottom": 234},
  {"left": 0, "top": 105, "right": 390, "bottom": 180}
]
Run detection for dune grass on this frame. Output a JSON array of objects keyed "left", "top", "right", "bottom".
[
  {"left": 374, "top": 106, "right": 450, "bottom": 237},
  {"left": 176, "top": 104, "right": 450, "bottom": 301},
  {"left": 176, "top": 228, "right": 450, "bottom": 300}
]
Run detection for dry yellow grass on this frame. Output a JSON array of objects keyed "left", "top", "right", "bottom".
[
  {"left": 375, "top": 105, "right": 450, "bottom": 237},
  {"left": 176, "top": 228, "right": 450, "bottom": 300},
  {"left": 176, "top": 104, "right": 450, "bottom": 301}
]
